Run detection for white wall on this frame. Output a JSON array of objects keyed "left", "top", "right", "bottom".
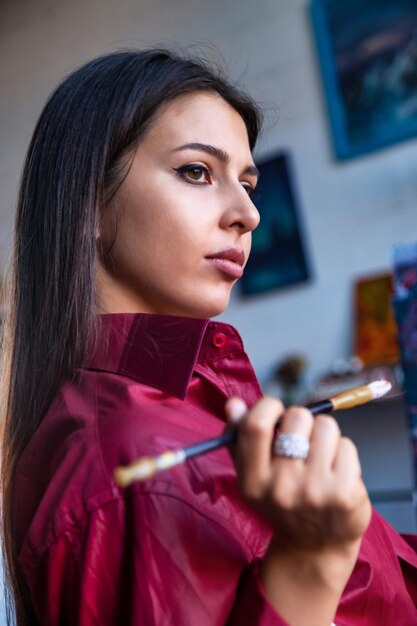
[{"left": 1, "top": 0, "right": 416, "bottom": 386}]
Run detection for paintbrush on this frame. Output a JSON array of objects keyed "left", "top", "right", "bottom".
[{"left": 114, "top": 379, "right": 392, "bottom": 487}]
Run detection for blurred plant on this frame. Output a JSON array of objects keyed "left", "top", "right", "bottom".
[{"left": 274, "top": 354, "right": 308, "bottom": 405}]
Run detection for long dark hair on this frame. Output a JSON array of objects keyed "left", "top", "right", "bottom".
[{"left": 1, "top": 48, "right": 261, "bottom": 625}]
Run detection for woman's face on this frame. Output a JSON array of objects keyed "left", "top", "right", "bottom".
[{"left": 97, "top": 91, "right": 260, "bottom": 318}]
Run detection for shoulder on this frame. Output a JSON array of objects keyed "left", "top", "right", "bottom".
[
  {"left": 19, "top": 365, "right": 270, "bottom": 569},
  {"left": 17, "top": 366, "right": 206, "bottom": 544}
]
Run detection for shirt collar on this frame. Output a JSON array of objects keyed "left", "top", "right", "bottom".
[{"left": 87, "top": 313, "right": 244, "bottom": 400}]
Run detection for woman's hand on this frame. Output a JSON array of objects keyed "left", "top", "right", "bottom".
[{"left": 225, "top": 396, "right": 372, "bottom": 626}]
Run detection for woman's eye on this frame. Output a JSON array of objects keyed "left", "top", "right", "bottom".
[
  {"left": 242, "top": 183, "right": 255, "bottom": 197},
  {"left": 175, "top": 164, "right": 211, "bottom": 184}
]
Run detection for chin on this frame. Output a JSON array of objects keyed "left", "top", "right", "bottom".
[
  {"left": 200, "top": 296, "right": 231, "bottom": 319},
  {"left": 209, "top": 286, "right": 235, "bottom": 316},
  {"left": 159, "top": 286, "right": 232, "bottom": 319},
  {"left": 177, "top": 296, "right": 230, "bottom": 319}
]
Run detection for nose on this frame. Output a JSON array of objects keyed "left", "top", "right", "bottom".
[{"left": 219, "top": 187, "right": 260, "bottom": 234}]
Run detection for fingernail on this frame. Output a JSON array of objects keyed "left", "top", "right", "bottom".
[{"left": 228, "top": 398, "right": 248, "bottom": 423}]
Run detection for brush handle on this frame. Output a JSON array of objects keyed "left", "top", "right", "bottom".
[
  {"left": 307, "top": 399, "right": 333, "bottom": 414},
  {"left": 114, "top": 382, "right": 391, "bottom": 485},
  {"left": 183, "top": 399, "right": 334, "bottom": 461},
  {"left": 184, "top": 428, "right": 237, "bottom": 460}
]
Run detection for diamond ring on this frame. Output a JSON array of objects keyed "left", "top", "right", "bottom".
[{"left": 274, "top": 432, "right": 310, "bottom": 460}]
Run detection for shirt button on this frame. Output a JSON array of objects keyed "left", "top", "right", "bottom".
[{"left": 212, "top": 332, "right": 227, "bottom": 348}]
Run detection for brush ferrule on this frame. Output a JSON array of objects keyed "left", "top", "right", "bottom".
[
  {"left": 155, "top": 449, "right": 186, "bottom": 471},
  {"left": 331, "top": 386, "right": 373, "bottom": 410}
]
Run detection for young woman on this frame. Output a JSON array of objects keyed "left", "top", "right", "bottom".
[{"left": 2, "top": 49, "right": 417, "bottom": 626}]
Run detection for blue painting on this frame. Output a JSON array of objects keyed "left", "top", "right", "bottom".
[
  {"left": 311, "top": 0, "right": 417, "bottom": 159},
  {"left": 239, "top": 153, "right": 310, "bottom": 297}
]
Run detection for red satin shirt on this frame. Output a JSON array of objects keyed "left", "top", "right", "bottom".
[{"left": 12, "top": 313, "right": 417, "bottom": 625}]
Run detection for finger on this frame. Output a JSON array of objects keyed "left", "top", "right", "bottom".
[
  {"left": 270, "top": 407, "right": 315, "bottom": 508},
  {"left": 223, "top": 398, "right": 248, "bottom": 463},
  {"left": 224, "top": 397, "right": 248, "bottom": 425},
  {"left": 306, "top": 415, "right": 341, "bottom": 471},
  {"left": 274, "top": 406, "right": 314, "bottom": 458},
  {"left": 333, "top": 436, "right": 362, "bottom": 481},
  {"left": 278, "top": 406, "right": 315, "bottom": 438},
  {"left": 235, "top": 396, "right": 284, "bottom": 497},
  {"left": 332, "top": 438, "right": 372, "bottom": 538}
]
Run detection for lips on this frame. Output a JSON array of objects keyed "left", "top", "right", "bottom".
[{"left": 205, "top": 248, "right": 245, "bottom": 279}]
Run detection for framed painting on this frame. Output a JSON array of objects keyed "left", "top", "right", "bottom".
[
  {"left": 353, "top": 271, "right": 400, "bottom": 366},
  {"left": 239, "top": 152, "right": 311, "bottom": 297},
  {"left": 310, "top": 0, "right": 417, "bottom": 159}
]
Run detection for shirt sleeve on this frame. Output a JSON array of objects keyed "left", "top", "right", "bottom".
[{"left": 26, "top": 491, "right": 290, "bottom": 626}]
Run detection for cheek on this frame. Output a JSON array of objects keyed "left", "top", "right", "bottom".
[
  {"left": 112, "top": 178, "right": 214, "bottom": 266},
  {"left": 116, "top": 208, "right": 198, "bottom": 274},
  {"left": 114, "top": 198, "right": 159, "bottom": 248}
]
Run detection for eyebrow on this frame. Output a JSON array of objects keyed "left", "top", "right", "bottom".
[{"left": 172, "top": 142, "right": 260, "bottom": 179}]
